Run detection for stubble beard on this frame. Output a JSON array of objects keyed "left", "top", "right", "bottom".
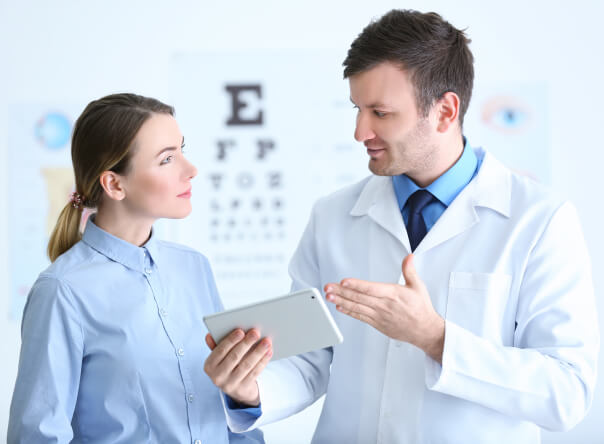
[{"left": 368, "top": 118, "right": 436, "bottom": 178}]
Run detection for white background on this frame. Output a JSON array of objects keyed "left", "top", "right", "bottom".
[{"left": 1, "top": 1, "right": 603, "bottom": 442}]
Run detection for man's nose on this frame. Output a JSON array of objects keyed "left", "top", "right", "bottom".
[{"left": 354, "top": 112, "right": 376, "bottom": 142}]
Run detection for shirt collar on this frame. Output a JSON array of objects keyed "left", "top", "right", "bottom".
[
  {"left": 392, "top": 138, "right": 478, "bottom": 210},
  {"left": 82, "top": 216, "right": 160, "bottom": 273}
]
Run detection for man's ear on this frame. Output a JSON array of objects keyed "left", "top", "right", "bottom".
[
  {"left": 99, "top": 171, "right": 126, "bottom": 201},
  {"left": 433, "top": 91, "right": 460, "bottom": 133}
]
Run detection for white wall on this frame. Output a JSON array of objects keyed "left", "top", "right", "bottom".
[{"left": 1, "top": 1, "right": 603, "bottom": 442}]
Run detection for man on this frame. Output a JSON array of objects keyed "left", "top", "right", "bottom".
[{"left": 204, "top": 9, "right": 599, "bottom": 443}]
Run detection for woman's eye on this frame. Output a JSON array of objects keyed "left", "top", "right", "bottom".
[
  {"left": 181, "top": 144, "right": 186, "bottom": 154},
  {"left": 161, "top": 155, "right": 174, "bottom": 165}
]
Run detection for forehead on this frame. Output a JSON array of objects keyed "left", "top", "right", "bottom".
[
  {"left": 134, "top": 112, "right": 180, "bottom": 148},
  {"left": 348, "top": 61, "right": 417, "bottom": 108}
]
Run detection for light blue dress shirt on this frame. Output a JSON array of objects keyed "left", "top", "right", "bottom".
[
  {"left": 392, "top": 139, "right": 480, "bottom": 232},
  {"left": 8, "top": 218, "right": 263, "bottom": 444}
]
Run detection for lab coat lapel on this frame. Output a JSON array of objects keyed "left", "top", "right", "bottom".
[
  {"left": 349, "top": 150, "right": 511, "bottom": 256},
  {"left": 350, "top": 175, "right": 410, "bottom": 252},
  {"left": 415, "top": 150, "right": 512, "bottom": 254}
]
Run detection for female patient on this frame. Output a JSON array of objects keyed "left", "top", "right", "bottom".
[{"left": 8, "top": 93, "right": 268, "bottom": 443}]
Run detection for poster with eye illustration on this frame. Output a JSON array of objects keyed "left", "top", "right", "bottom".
[
  {"left": 464, "top": 83, "right": 550, "bottom": 183},
  {"left": 169, "top": 51, "right": 550, "bottom": 310},
  {"left": 5, "top": 55, "right": 550, "bottom": 319}
]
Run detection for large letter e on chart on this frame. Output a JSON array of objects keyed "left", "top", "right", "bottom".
[{"left": 225, "top": 84, "right": 263, "bottom": 126}]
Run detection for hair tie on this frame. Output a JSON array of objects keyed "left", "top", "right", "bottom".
[{"left": 69, "top": 192, "right": 86, "bottom": 209}]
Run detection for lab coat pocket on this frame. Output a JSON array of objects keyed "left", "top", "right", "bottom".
[{"left": 447, "top": 272, "right": 512, "bottom": 344}]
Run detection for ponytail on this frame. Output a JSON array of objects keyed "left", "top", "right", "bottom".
[
  {"left": 47, "top": 202, "right": 83, "bottom": 262},
  {"left": 46, "top": 93, "right": 175, "bottom": 262}
]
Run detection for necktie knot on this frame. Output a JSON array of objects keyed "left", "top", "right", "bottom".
[
  {"left": 406, "top": 189, "right": 434, "bottom": 215},
  {"left": 404, "top": 189, "right": 435, "bottom": 251}
]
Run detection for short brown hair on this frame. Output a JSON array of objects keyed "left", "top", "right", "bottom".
[{"left": 343, "top": 9, "right": 474, "bottom": 126}]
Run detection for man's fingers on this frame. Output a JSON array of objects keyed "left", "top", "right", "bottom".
[
  {"left": 339, "top": 278, "right": 390, "bottom": 296},
  {"left": 328, "top": 291, "right": 378, "bottom": 322},
  {"left": 401, "top": 254, "right": 420, "bottom": 288},
  {"left": 326, "top": 284, "right": 378, "bottom": 306},
  {"left": 337, "top": 305, "right": 379, "bottom": 329}
]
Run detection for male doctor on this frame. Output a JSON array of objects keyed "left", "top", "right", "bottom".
[{"left": 204, "top": 9, "right": 600, "bottom": 443}]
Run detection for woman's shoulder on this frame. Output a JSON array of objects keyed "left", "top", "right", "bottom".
[
  {"left": 44, "top": 239, "right": 100, "bottom": 280},
  {"left": 155, "top": 240, "right": 212, "bottom": 269},
  {"left": 156, "top": 240, "right": 208, "bottom": 259}
]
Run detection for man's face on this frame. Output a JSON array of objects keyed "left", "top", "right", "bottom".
[{"left": 349, "top": 61, "right": 438, "bottom": 178}]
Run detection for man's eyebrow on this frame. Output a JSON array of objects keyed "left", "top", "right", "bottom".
[{"left": 349, "top": 97, "right": 392, "bottom": 108}]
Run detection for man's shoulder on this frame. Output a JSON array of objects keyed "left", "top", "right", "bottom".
[
  {"left": 313, "top": 175, "right": 375, "bottom": 210},
  {"left": 479, "top": 149, "right": 567, "bottom": 217}
]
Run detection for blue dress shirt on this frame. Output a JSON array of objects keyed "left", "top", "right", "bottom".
[
  {"left": 8, "top": 218, "right": 263, "bottom": 444},
  {"left": 392, "top": 139, "right": 481, "bottom": 232}
]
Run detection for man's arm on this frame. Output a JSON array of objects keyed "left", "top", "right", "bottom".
[{"left": 326, "top": 201, "right": 599, "bottom": 431}]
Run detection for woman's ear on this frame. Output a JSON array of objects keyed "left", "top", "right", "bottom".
[
  {"left": 434, "top": 91, "right": 461, "bottom": 133},
  {"left": 99, "top": 171, "right": 126, "bottom": 201}
]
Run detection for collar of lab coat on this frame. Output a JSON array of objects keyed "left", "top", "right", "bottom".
[{"left": 349, "top": 148, "right": 511, "bottom": 253}]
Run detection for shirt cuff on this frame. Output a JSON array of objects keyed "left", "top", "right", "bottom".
[{"left": 223, "top": 393, "right": 262, "bottom": 418}]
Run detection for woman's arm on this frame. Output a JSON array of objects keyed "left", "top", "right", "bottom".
[{"left": 8, "top": 276, "right": 84, "bottom": 443}]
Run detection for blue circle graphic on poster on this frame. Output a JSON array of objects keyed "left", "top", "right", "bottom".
[{"left": 35, "top": 112, "right": 71, "bottom": 149}]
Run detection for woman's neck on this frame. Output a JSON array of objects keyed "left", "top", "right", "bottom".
[{"left": 94, "top": 205, "right": 154, "bottom": 247}]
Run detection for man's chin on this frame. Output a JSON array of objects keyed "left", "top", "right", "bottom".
[{"left": 368, "top": 159, "right": 398, "bottom": 177}]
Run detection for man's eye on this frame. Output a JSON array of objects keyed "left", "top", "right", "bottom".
[
  {"left": 181, "top": 144, "right": 186, "bottom": 154},
  {"left": 374, "top": 110, "right": 386, "bottom": 117}
]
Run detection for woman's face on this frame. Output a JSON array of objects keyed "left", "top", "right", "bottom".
[{"left": 120, "top": 112, "right": 197, "bottom": 221}]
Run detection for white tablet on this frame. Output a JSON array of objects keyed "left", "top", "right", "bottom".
[{"left": 203, "top": 288, "right": 343, "bottom": 361}]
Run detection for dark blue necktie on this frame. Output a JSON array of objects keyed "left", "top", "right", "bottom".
[{"left": 405, "top": 189, "right": 435, "bottom": 251}]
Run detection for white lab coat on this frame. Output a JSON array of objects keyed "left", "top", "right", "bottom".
[{"left": 226, "top": 148, "right": 599, "bottom": 443}]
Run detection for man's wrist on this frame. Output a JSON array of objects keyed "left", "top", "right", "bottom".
[{"left": 420, "top": 316, "right": 445, "bottom": 364}]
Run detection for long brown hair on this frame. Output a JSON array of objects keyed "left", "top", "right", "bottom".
[{"left": 47, "top": 93, "right": 174, "bottom": 262}]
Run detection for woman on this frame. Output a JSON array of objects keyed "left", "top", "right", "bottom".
[{"left": 8, "top": 94, "right": 268, "bottom": 443}]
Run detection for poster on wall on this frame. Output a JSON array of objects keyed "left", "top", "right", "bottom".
[
  {"left": 6, "top": 54, "right": 550, "bottom": 320},
  {"left": 8, "top": 106, "right": 77, "bottom": 320},
  {"left": 464, "top": 83, "right": 550, "bottom": 183},
  {"left": 170, "top": 51, "right": 368, "bottom": 308},
  {"left": 169, "top": 51, "right": 550, "bottom": 309}
]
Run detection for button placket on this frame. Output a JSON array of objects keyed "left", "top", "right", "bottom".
[{"left": 143, "top": 254, "right": 199, "bottom": 440}]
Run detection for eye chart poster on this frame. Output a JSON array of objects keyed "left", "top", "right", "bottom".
[
  {"left": 170, "top": 51, "right": 367, "bottom": 308},
  {"left": 169, "top": 51, "right": 549, "bottom": 309}
]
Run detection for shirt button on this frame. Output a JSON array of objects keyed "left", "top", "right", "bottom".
[
  {"left": 160, "top": 308, "right": 167, "bottom": 317},
  {"left": 144, "top": 268, "right": 152, "bottom": 274},
  {"left": 177, "top": 348, "right": 185, "bottom": 356},
  {"left": 194, "top": 440, "right": 202, "bottom": 444},
  {"left": 188, "top": 393, "right": 194, "bottom": 402}
]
